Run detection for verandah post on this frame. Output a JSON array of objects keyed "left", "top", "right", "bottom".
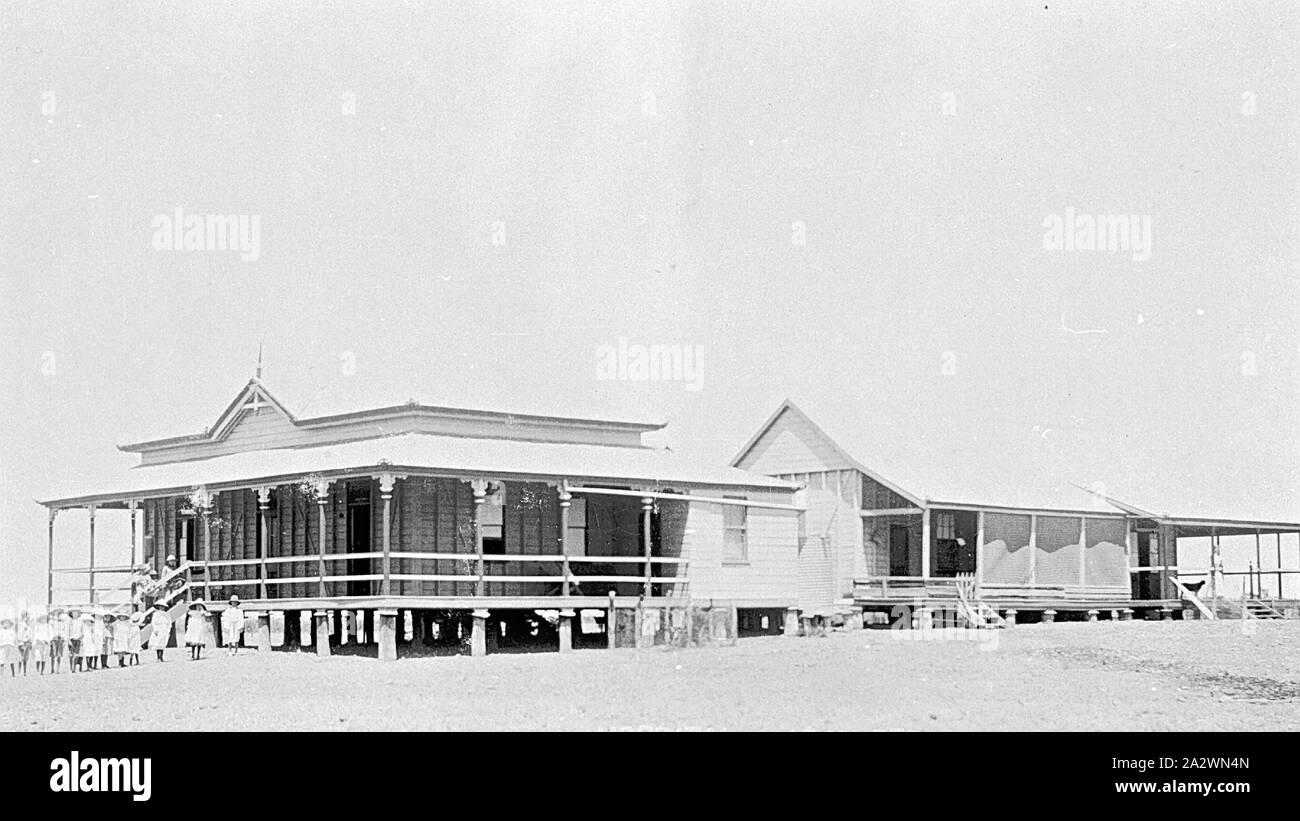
[
  {"left": 558, "top": 482, "right": 572, "bottom": 597},
  {"left": 46, "top": 509, "right": 57, "bottom": 607},
  {"left": 919, "top": 506, "right": 931, "bottom": 583},
  {"left": 471, "top": 479, "right": 488, "bottom": 597},
  {"left": 87, "top": 504, "right": 97, "bottom": 604},
  {"left": 257, "top": 486, "right": 272, "bottom": 600},
  {"left": 128, "top": 500, "right": 139, "bottom": 567},
  {"left": 128, "top": 500, "right": 139, "bottom": 608},
  {"left": 198, "top": 489, "right": 213, "bottom": 600},
  {"left": 314, "top": 480, "right": 330, "bottom": 599},
  {"left": 641, "top": 496, "right": 653, "bottom": 598},
  {"left": 379, "top": 474, "right": 396, "bottom": 597},
  {"left": 1278, "top": 532, "right": 1285, "bottom": 599}
]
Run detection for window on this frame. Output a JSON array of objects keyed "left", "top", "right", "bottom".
[
  {"left": 482, "top": 485, "right": 505, "bottom": 554},
  {"left": 565, "top": 497, "right": 587, "bottom": 556},
  {"left": 935, "top": 512, "right": 956, "bottom": 541},
  {"left": 723, "top": 498, "right": 748, "bottom": 563}
]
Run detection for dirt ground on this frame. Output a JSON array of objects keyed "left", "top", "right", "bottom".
[{"left": 2, "top": 620, "right": 1297, "bottom": 731}]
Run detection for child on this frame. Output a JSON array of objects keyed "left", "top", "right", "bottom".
[
  {"left": 185, "top": 600, "right": 209, "bottom": 660},
  {"left": 112, "top": 612, "right": 132, "bottom": 667},
  {"left": 148, "top": 602, "right": 172, "bottom": 662},
  {"left": 128, "top": 612, "right": 143, "bottom": 666},
  {"left": 49, "top": 607, "right": 67, "bottom": 673},
  {"left": 0, "top": 618, "right": 17, "bottom": 677},
  {"left": 222, "top": 595, "right": 244, "bottom": 655},
  {"left": 98, "top": 613, "right": 112, "bottom": 670},
  {"left": 15, "top": 612, "right": 31, "bottom": 676},
  {"left": 85, "top": 612, "right": 103, "bottom": 671},
  {"left": 32, "top": 612, "right": 52, "bottom": 675},
  {"left": 67, "top": 609, "right": 85, "bottom": 672}
]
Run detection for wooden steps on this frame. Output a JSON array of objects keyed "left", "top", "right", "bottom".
[{"left": 955, "top": 574, "right": 1007, "bottom": 629}]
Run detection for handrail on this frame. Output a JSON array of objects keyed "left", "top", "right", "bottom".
[{"left": 1170, "top": 576, "right": 1216, "bottom": 620}]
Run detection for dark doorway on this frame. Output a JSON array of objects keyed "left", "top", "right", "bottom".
[
  {"left": 346, "top": 481, "right": 372, "bottom": 596},
  {"left": 931, "top": 509, "right": 978, "bottom": 577},
  {"left": 1132, "top": 531, "right": 1160, "bottom": 600},
  {"left": 889, "top": 524, "right": 911, "bottom": 576}
]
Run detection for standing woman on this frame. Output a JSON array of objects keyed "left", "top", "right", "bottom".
[
  {"left": 148, "top": 602, "right": 172, "bottom": 662},
  {"left": 185, "top": 600, "right": 209, "bottom": 660}
]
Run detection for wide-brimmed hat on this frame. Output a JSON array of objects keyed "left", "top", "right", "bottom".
[
  {"left": 188, "top": 599, "right": 208, "bottom": 610},
  {"left": 165, "top": 555, "right": 178, "bottom": 564},
  {"left": 152, "top": 601, "right": 168, "bottom": 610},
  {"left": 80, "top": 613, "right": 95, "bottom": 622},
  {"left": 130, "top": 612, "right": 143, "bottom": 624},
  {"left": 228, "top": 595, "right": 241, "bottom": 605},
  {"left": 115, "top": 612, "right": 129, "bottom": 621}
]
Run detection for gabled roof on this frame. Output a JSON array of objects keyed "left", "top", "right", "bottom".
[
  {"left": 732, "top": 399, "right": 924, "bottom": 506},
  {"left": 734, "top": 398, "right": 1126, "bottom": 515},
  {"left": 734, "top": 397, "right": 1300, "bottom": 524},
  {"left": 118, "top": 378, "right": 667, "bottom": 453}
]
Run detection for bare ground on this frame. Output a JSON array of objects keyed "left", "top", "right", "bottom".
[{"left": 2, "top": 620, "right": 1297, "bottom": 731}]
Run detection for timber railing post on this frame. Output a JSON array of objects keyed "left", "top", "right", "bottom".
[
  {"left": 87, "top": 504, "right": 97, "bottom": 604},
  {"left": 471, "top": 480, "right": 488, "bottom": 597},
  {"left": 46, "top": 509, "right": 57, "bottom": 607},
  {"left": 314, "top": 481, "right": 330, "bottom": 599},
  {"left": 198, "top": 489, "right": 214, "bottom": 601},
  {"left": 558, "top": 483, "right": 572, "bottom": 598},
  {"left": 641, "top": 496, "right": 653, "bottom": 598},
  {"left": 257, "top": 487, "right": 271, "bottom": 600},
  {"left": 379, "top": 474, "right": 396, "bottom": 597}
]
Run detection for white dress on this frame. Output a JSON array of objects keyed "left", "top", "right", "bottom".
[
  {"left": 221, "top": 608, "right": 244, "bottom": 646},
  {"left": 148, "top": 612, "right": 173, "bottom": 650},
  {"left": 184, "top": 611, "right": 208, "bottom": 646}
]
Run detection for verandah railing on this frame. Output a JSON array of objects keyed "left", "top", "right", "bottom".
[{"left": 190, "top": 553, "right": 690, "bottom": 599}]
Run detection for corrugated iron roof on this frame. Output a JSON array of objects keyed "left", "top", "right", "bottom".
[{"left": 41, "top": 431, "right": 796, "bottom": 507}]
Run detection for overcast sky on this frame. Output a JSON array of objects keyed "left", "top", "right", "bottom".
[{"left": 2, "top": 1, "right": 1297, "bottom": 603}]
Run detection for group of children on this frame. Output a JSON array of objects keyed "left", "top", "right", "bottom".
[
  {"left": 1, "top": 594, "right": 247, "bottom": 676},
  {"left": 1, "top": 607, "right": 146, "bottom": 675}
]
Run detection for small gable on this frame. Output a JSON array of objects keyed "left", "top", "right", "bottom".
[{"left": 734, "top": 404, "right": 855, "bottom": 475}]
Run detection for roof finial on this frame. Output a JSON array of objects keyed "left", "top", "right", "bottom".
[{"left": 255, "top": 342, "right": 263, "bottom": 380}]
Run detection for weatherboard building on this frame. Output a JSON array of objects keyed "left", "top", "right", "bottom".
[{"left": 39, "top": 378, "right": 804, "bottom": 658}]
